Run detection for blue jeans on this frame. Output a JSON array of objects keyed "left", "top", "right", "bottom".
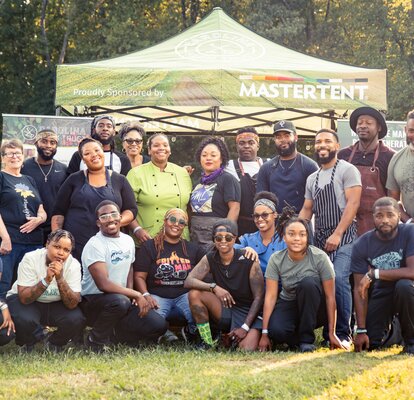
[
  {"left": 150, "top": 293, "right": 196, "bottom": 333},
  {"left": 332, "top": 242, "right": 353, "bottom": 341},
  {"left": 0, "top": 243, "right": 42, "bottom": 299}
]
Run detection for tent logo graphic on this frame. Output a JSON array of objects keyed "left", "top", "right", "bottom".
[{"left": 175, "top": 30, "right": 265, "bottom": 62}]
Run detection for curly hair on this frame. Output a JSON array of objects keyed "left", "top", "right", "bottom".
[
  {"left": 195, "top": 136, "right": 230, "bottom": 168},
  {"left": 118, "top": 122, "right": 146, "bottom": 141},
  {"left": 253, "top": 191, "right": 279, "bottom": 210}
]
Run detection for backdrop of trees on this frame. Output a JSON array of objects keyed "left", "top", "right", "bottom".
[{"left": 1, "top": 0, "right": 414, "bottom": 121}]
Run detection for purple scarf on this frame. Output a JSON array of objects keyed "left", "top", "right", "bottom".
[{"left": 200, "top": 166, "right": 224, "bottom": 185}]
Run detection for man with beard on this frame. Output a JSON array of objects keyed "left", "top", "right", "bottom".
[
  {"left": 67, "top": 115, "right": 130, "bottom": 176},
  {"left": 299, "top": 128, "right": 361, "bottom": 346},
  {"left": 225, "top": 127, "right": 268, "bottom": 235},
  {"left": 387, "top": 109, "right": 414, "bottom": 223},
  {"left": 257, "top": 120, "right": 317, "bottom": 214},
  {"left": 351, "top": 197, "right": 414, "bottom": 355},
  {"left": 22, "top": 130, "right": 68, "bottom": 243},
  {"left": 338, "top": 107, "right": 394, "bottom": 235}
]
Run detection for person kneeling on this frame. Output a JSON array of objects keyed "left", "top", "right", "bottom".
[
  {"left": 7, "top": 230, "right": 85, "bottom": 352},
  {"left": 185, "top": 219, "right": 264, "bottom": 351},
  {"left": 0, "top": 259, "right": 15, "bottom": 346},
  {"left": 80, "top": 200, "right": 167, "bottom": 351},
  {"left": 259, "top": 215, "right": 346, "bottom": 353}
]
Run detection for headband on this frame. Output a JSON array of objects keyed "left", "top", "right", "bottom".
[
  {"left": 34, "top": 130, "right": 58, "bottom": 144},
  {"left": 164, "top": 208, "right": 188, "bottom": 223},
  {"left": 254, "top": 199, "right": 276, "bottom": 212},
  {"left": 236, "top": 132, "right": 259, "bottom": 144}
]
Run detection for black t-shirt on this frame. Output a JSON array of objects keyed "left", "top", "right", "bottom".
[
  {"left": 351, "top": 224, "right": 414, "bottom": 274},
  {"left": 0, "top": 172, "right": 43, "bottom": 244},
  {"left": 134, "top": 239, "right": 203, "bottom": 298},
  {"left": 21, "top": 158, "right": 68, "bottom": 228},
  {"left": 190, "top": 172, "right": 241, "bottom": 217},
  {"left": 207, "top": 248, "right": 254, "bottom": 307}
]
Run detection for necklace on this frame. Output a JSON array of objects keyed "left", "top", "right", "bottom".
[
  {"left": 279, "top": 155, "right": 297, "bottom": 171},
  {"left": 35, "top": 159, "right": 54, "bottom": 182}
]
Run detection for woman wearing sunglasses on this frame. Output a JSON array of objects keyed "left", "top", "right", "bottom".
[
  {"left": 134, "top": 208, "right": 203, "bottom": 343},
  {"left": 259, "top": 213, "right": 346, "bottom": 353},
  {"left": 119, "top": 122, "right": 150, "bottom": 169},
  {"left": 234, "top": 191, "right": 286, "bottom": 276},
  {"left": 185, "top": 219, "right": 264, "bottom": 351}
]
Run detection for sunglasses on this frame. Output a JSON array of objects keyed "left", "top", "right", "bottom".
[
  {"left": 123, "top": 138, "right": 143, "bottom": 145},
  {"left": 166, "top": 216, "right": 187, "bottom": 226},
  {"left": 98, "top": 211, "right": 120, "bottom": 222},
  {"left": 252, "top": 212, "right": 274, "bottom": 220},
  {"left": 214, "top": 234, "right": 235, "bottom": 243}
]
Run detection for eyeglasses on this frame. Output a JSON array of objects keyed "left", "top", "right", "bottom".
[
  {"left": 166, "top": 216, "right": 187, "bottom": 226},
  {"left": 252, "top": 212, "right": 274, "bottom": 220},
  {"left": 214, "top": 234, "right": 235, "bottom": 243},
  {"left": 3, "top": 152, "right": 23, "bottom": 158},
  {"left": 98, "top": 211, "right": 120, "bottom": 222},
  {"left": 123, "top": 139, "right": 143, "bottom": 145}
]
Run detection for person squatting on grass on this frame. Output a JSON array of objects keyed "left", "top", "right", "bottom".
[
  {"left": 0, "top": 259, "right": 15, "bottom": 346},
  {"left": 185, "top": 219, "right": 264, "bottom": 351},
  {"left": 259, "top": 211, "right": 347, "bottom": 353},
  {"left": 6, "top": 230, "right": 85, "bottom": 352},
  {"left": 80, "top": 200, "right": 167, "bottom": 351}
]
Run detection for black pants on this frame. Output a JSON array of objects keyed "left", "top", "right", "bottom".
[
  {"left": 80, "top": 293, "right": 167, "bottom": 345},
  {"left": 0, "top": 313, "right": 15, "bottom": 346},
  {"left": 7, "top": 295, "right": 86, "bottom": 346},
  {"left": 268, "top": 276, "right": 327, "bottom": 346},
  {"left": 367, "top": 279, "right": 414, "bottom": 347}
]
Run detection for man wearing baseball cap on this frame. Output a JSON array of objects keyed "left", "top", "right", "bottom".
[
  {"left": 67, "top": 115, "right": 131, "bottom": 176},
  {"left": 338, "top": 107, "right": 394, "bottom": 235},
  {"left": 257, "top": 120, "right": 318, "bottom": 214},
  {"left": 21, "top": 129, "right": 68, "bottom": 243}
]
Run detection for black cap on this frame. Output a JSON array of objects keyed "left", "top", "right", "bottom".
[
  {"left": 212, "top": 219, "right": 238, "bottom": 238},
  {"left": 349, "top": 107, "right": 387, "bottom": 139},
  {"left": 273, "top": 120, "right": 296, "bottom": 135}
]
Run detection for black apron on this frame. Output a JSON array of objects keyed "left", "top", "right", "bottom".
[{"left": 313, "top": 161, "right": 356, "bottom": 261}]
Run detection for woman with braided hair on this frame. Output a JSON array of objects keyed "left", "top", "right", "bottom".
[
  {"left": 234, "top": 191, "right": 287, "bottom": 276},
  {"left": 259, "top": 212, "right": 347, "bottom": 353},
  {"left": 133, "top": 208, "right": 203, "bottom": 343}
]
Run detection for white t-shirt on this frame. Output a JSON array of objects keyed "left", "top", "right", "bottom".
[
  {"left": 81, "top": 231, "right": 135, "bottom": 295},
  {"left": 225, "top": 158, "right": 267, "bottom": 182},
  {"left": 7, "top": 248, "right": 81, "bottom": 303}
]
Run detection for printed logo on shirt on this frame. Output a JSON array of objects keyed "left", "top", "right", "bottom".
[
  {"left": 15, "top": 183, "right": 36, "bottom": 219},
  {"left": 111, "top": 250, "right": 130, "bottom": 265},
  {"left": 190, "top": 183, "right": 216, "bottom": 213},
  {"left": 369, "top": 250, "right": 403, "bottom": 270},
  {"left": 154, "top": 251, "right": 192, "bottom": 286}
]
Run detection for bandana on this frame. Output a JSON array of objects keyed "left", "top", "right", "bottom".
[
  {"left": 200, "top": 166, "right": 224, "bottom": 185},
  {"left": 236, "top": 132, "right": 259, "bottom": 144},
  {"left": 164, "top": 208, "right": 188, "bottom": 224},
  {"left": 34, "top": 130, "right": 58, "bottom": 144},
  {"left": 254, "top": 199, "right": 276, "bottom": 213}
]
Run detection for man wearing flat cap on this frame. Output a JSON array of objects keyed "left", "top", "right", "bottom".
[
  {"left": 257, "top": 120, "right": 318, "bottom": 214},
  {"left": 67, "top": 115, "right": 131, "bottom": 176},
  {"left": 21, "top": 129, "right": 68, "bottom": 243},
  {"left": 225, "top": 127, "right": 268, "bottom": 235},
  {"left": 338, "top": 107, "right": 394, "bottom": 235}
]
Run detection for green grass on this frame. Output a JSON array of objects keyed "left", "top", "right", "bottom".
[{"left": 0, "top": 344, "right": 412, "bottom": 399}]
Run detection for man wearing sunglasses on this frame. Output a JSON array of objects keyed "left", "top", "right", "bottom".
[
  {"left": 80, "top": 200, "right": 167, "bottom": 351},
  {"left": 67, "top": 115, "right": 131, "bottom": 176},
  {"left": 185, "top": 219, "right": 264, "bottom": 350}
]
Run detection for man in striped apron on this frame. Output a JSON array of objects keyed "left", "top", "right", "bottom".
[{"left": 300, "top": 129, "right": 362, "bottom": 347}]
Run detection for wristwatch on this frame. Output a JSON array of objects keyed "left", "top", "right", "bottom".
[{"left": 209, "top": 282, "right": 217, "bottom": 292}]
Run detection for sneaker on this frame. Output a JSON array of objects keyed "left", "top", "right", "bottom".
[
  {"left": 299, "top": 343, "right": 316, "bottom": 353},
  {"left": 158, "top": 329, "right": 179, "bottom": 344},
  {"left": 340, "top": 339, "right": 352, "bottom": 350},
  {"left": 402, "top": 344, "right": 414, "bottom": 355},
  {"left": 195, "top": 341, "right": 217, "bottom": 351},
  {"left": 84, "top": 334, "right": 110, "bottom": 353},
  {"left": 181, "top": 325, "right": 199, "bottom": 344}
]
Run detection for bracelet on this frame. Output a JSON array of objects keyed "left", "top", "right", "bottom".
[
  {"left": 133, "top": 226, "right": 142, "bottom": 235},
  {"left": 0, "top": 302, "right": 8, "bottom": 311},
  {"left": 365, "top": 272, "right": 372, "bottom": 282},
  {"left": 142, "top": 292, "right": 151, "bottom": 297},
  {"left": 40, "top": 278, "right": 49, "bottom": 288},
  {"left": 406, "top": 218, "right": 413, "bottom": 224},
  {"left": 241, "top": 323, "right": 250, "bottom": 332},
  {"left": 355, "top": 328, "right": 367, "bottom": 334},
  {"left": 374, "top": 269, "right": 380, "bottom": 280},
  {"left": 262, "top": 329, "right": 269, "bottom": 334}
]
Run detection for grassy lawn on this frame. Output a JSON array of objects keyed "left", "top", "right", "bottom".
[{"left": 0, "top": 343, "right": 412, "bottom": 399}]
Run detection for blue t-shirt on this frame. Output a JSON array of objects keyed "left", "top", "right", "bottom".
[{"left": 351, "top": 224, "right": 414, "bottom": 274}]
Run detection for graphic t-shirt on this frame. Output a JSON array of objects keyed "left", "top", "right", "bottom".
[
  {"left": 190, "top": 172, "right": 241, "bottom": 217},
  {"left": 0, "top": 172, "right": 43, "bottom": 244},
  {"left": 81, "top": 231, "right": 135, "bottom": 295},
  {"left": 134, "top": 239, "right": 203, "bottom": 298},
  {"left": 351, "top": 224, "right": 414, "bottom": 274}
]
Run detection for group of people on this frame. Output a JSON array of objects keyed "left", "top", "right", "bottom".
[{"left": 0, "top": 106, "right": 413, "bottom": 355}]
